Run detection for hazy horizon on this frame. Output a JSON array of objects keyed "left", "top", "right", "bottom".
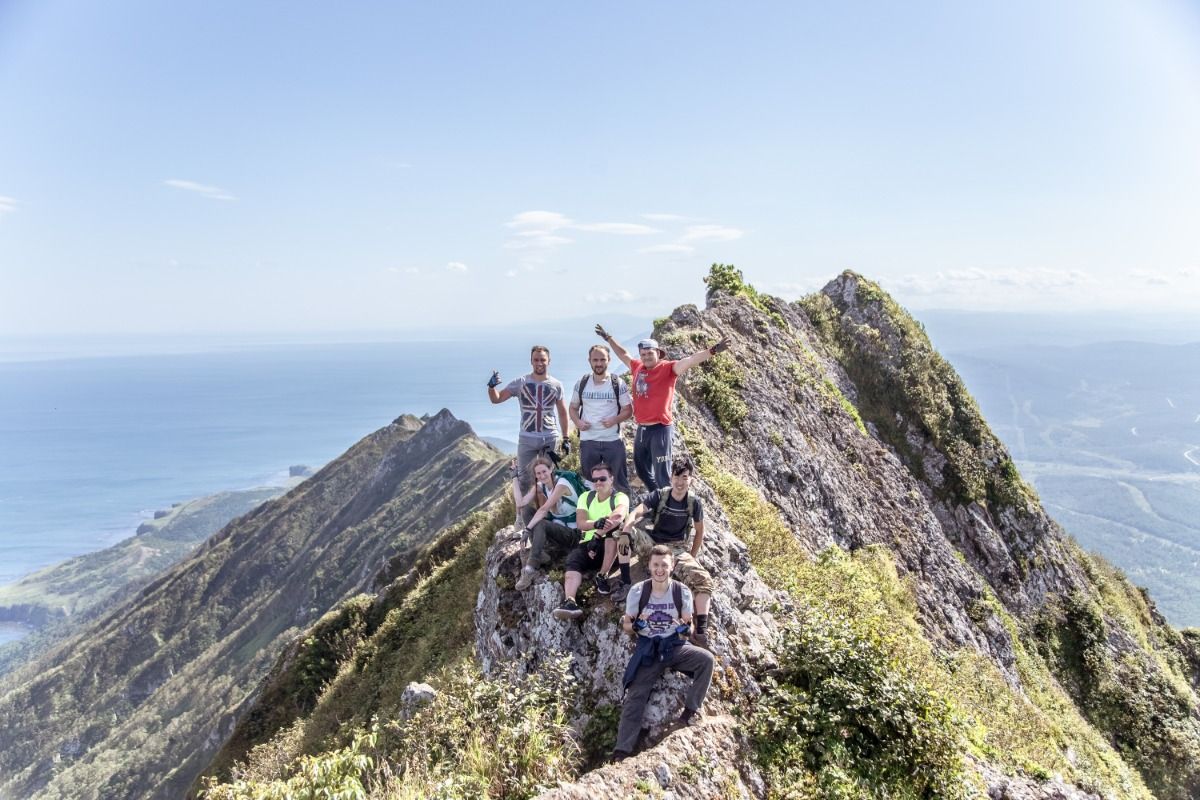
[{"left": 4, "top": 1, "right": 1199, "bottom": 337}]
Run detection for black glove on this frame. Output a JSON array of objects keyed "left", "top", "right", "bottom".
[
  {"left": 507, "top": 461, "right": 519, "bottom": 478},
  {"left": 593, "top": 517, "right": 610, "bottom": 534},
  {"left": 487, "top": 370, "right": 501, "bottom": 388},
  {"left": 709, "top": 337, "right": 730, "bottom": 356},
  {"left": 595, "top": 323, "right": 610, "bottom": 340},
  {"left": 561, "top": 439, "right": 573, "bottom": 457}
]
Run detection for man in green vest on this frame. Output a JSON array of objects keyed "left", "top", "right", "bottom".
[{"left": 552, "top": 461, "right": 629, "bottom": 621}]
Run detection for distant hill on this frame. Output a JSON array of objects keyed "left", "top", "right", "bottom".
[
  {"left": 0, "top": 411, "right": 506, "bottom": 799},
  {"left": 0, "top": 475, "right": 314, "bottom": 676}
]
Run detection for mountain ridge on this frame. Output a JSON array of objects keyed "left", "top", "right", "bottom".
[
  {"left": 0, "top": 409, "right": 507, "bottom": 799},
  {"left": 5, "top": 267, "right": 1200, "bottom": 799}
]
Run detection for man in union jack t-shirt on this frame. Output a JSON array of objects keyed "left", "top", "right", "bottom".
[{"left": 486, "top": 345, "right": 569, "bottom": 490}]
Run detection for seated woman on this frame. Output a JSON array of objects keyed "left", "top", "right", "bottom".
[{"left": 512, "top": 456, "right": 581, "bottom": 591}]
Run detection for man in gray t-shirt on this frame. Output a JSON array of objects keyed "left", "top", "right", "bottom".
[
  {"left": 612, "top": 545, "right": 714, "bottom": 761},
  {"left": 487, "top": 345, "right": 569, "bottom": 489},
  {"left": 569, "top": 344, "right": 633, "bottom": 495}
]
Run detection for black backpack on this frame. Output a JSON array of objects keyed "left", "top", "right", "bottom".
[
  {"left": 650, "top": 490, "right": 697, "bottom": 540},
  {"left": 575, "top": 374, "right": 624, "bottom": 412},
  {"left": 636, "top": 578, "right": 684, "bottom": 617}
]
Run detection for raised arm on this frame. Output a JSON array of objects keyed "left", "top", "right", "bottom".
[
  {"left": 595, "top": 324, "right": 632, "bottom": 369},
  {"left": 487, "top": 370, "right": 513, "bottom": 404},
  {"left": 672, "top": 337, "right": 729, "bottom": 376}
]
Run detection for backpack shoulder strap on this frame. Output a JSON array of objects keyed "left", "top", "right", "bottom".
[
  {"left": 654, "top": 489, "right": 670, "bottom": 520},
  {"left": 611, "top": 375, "right": 621, "bottom": 403},
  {"left": 672, "top": 580, "right": 683, "bottom": 615},
  {"left": 576, "top": 375, "right": 590, "bottom": 407},
  {"left": 636, "top": 579, "right": 655, "bottom": 616}
]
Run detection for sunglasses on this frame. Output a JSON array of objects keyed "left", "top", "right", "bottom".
[{"left": 592, "top": 475, "right": 610, "bottom": 482}]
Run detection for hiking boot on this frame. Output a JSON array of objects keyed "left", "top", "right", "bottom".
[
  {"left": 690, "top": 631, "right": 710, "bottom": 651},
  {"left": 608, "top": 748, "right": 632, "bottom": 764},
  {"left": 514, "top": 566, "right": 536, "bottom": 591},
  {"left": 683, "top": 708, "right": 704, "bottom": 727},
  {"left": 610, "top": 579, "right": 629, "bottom": 603},
  {"left": 552, "top": 598, "right": 584, "bottom": 621},
  {"left": 593, "top": 573, "right": 612, "bottom": 595}
]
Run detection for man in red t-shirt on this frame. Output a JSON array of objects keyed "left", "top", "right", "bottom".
[{"left": 595, "top": 323, "right": 728, "bottom": 493}]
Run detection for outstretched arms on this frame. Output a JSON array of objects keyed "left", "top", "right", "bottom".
[
  {"left": 672, "top": 336, "right": 730, "bottom": 376},
  {"left": 595, "top": 324, "right": 632, "bottom": 369}
]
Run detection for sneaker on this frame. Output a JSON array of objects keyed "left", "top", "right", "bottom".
[
  {"left": 610, "top": 579, "right": 630, "bottom": 603},
  {"left": 683, "top": 708, "right": 704, "bottom": 727},
  {"left": 552, "top": 598, "right": 584, "bottom": 621},
  {"left": 690, "top": 631, "right": 710, "bottom": 651},
  {"left": 514, "top": 566, "right": 536, "bottom": 591},
  {"left": 593, "top": 573, "right": 611, "bottom": 595},
  {"left": 608, "top": 749, "right": 632, "bottom": 764}
]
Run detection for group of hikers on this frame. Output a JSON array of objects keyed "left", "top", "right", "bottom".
[{"left": 487, "top": 323, "right": 729, "bottom": 761}]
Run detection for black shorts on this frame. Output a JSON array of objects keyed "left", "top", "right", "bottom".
[{"left": 565, "top": 539, "right": 606, "bottom": 574}]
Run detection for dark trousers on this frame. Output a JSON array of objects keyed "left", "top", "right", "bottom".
[
  {"left": 581, "top": 438, "right": 630, "bottom": 496},
  {"left": 521, "top": 507, "right": 579, "bottom": 567},
  {"left": 615, "top": 642, "right": 714, "bottom": 754},
  {"left": 633, "top": 423, "right": 673, "bottom": 493}
]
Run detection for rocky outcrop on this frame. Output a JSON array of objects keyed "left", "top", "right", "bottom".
[
  {"left": 475, "top": 469, "right": 784, "bottom": 759},
  {"left": 535, "top": 715, "right": 763, "bottom": 800}
]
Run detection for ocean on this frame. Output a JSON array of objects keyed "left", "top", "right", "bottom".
[{"left": 0, "top": 333, "right": 609, "bottom": 629}]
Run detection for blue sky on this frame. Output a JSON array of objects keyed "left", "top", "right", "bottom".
[{"left": 2, "top": 0, "right": 1199, "bottom": 336}]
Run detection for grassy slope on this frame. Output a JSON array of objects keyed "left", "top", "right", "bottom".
[{"left": 0, "top": 413, "right": 507, "bottom": 800}]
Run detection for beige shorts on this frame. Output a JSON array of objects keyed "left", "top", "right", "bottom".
[{"left": 622, "top": 527, "right": 714, "bottom": 596}]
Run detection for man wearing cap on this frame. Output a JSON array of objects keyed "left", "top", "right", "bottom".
[
  {"left": 594, "top": 324, "right": 728, "bottom": 493},
  {"left": 487, "top": 345, "right": 570, "bottom": 490}
]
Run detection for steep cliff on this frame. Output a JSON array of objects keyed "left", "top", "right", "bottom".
[{"left": 0, "top": 410, "right": 507, "bottom": 800}]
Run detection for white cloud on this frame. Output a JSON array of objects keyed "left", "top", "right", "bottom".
[
  {"left": 507, "top": 210, "right": 573, "bottom": 231},
  {"left": 446, "top": 261, "right": 468, "bottom": 272},
  {"left": 0, "top": 195, "right": 16, "bottom": 216},
  {"left": 761, "top": 279, "right": 824, "bottom": 298},
  {"left": 584, "top": 289, "right": 637, "bottom": 304},
  {"left": 505, "top": 269, "right": 518, "bottom": 278},
  {"left": 892, "top": 268, "right": 1092, "bottom": 296},
  {"left": 1130, "top": 269, "right": 1172, "bottom": 286},
  {"left": 406, "top": 267, "right": 420, "bottom": 274},
  {"left": 680, "top": 224, "right": 743, "bottom": 243},
  {"left": 642, "top": 213, "right": 688, "bottom": 222},
  {"left": 164, "top": 179, "right": 236, "bottom": 201},
  {"left": 504, "top": 233, "right": 574, "bottom": 250},
  {"left": 639, "top": 243, "right": 695, "bottom": 255},
  {"left": 503, "top": 210, "right": 663, "bottom": 251},
  {"left": 575, "top": 222, "right": 660, "bottom": 235}
]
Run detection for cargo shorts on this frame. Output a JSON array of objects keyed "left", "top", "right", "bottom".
[{"left": 625, "top": 527, "right": 714, "bottom": 596}]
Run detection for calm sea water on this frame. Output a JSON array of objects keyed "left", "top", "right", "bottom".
[{"left": 0, "top": 335, "right": 606, "bottom": 601}]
